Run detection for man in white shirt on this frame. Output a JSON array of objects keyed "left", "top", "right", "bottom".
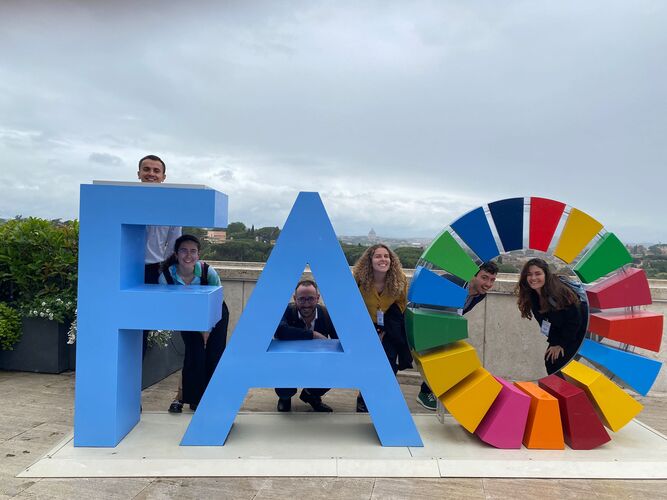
[
  {"left": 137, "top": 155, "right": 181, "bottom": 360},
  {"left": 138, "top": 155, "right": 182, "bottom": 284}
]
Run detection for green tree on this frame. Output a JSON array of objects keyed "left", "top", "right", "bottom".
[
  {"left": 227, "top": 222, "right": 247, "bottom": 238},
  {"left": 393, "top": 247, "right": 424, "bottom": 269}
]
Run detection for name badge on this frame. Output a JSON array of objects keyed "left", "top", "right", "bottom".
[
  {"left": 376, "top": 310, "right": 384, "bottom": 326},
  {"left": 540, "top": 319, "right": 551, "bottom": 337}
]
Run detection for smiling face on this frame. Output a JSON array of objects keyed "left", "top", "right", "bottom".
[
  {"left": 175, "top": 240, "right": 199, "bottom": 273},
  {"left": 526, "top": 265, "right": 546, "bottom": 292},
  {"left": 294, "top": 284, "right": 319, "bottom": 319},
  {"left": 371, "top": 246, "right": 391, "bottom": 274},
  {"left": 138, "top": 158, "right": 166, "bottom": 183},
  {"left": 469, "top": 270, "right": 497, "bottom": 295}
]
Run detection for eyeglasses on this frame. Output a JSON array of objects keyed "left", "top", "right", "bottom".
[
  {"left": 296, "top": 296, "right": 317, "bottom": 304},
  {"left": 177, "top": 248, "right": 199, "bottom": 256}
]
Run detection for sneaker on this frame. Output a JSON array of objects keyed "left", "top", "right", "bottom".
[
  {"left": 168, "top": 400, "right": 183, "bottom": 414},
  {"left": 416, "top": 391, "right": 437, "bottom": 411}
]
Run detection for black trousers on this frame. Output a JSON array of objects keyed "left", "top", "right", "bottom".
[
  {"left": 181, "top": 302, "right": 229, "bottom": 406},
  {"left": 275, "top": 387, "right": 329, "bottom": 400}
]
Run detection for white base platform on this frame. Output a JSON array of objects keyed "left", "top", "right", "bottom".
[{"left": 20, "top": 412, "right": 667, "bottom": 479}]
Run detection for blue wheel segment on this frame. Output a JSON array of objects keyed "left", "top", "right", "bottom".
[
  {"left": 489, "top": 198, "right": 524, "bottom": 252},
  {"left": 578, "top": 339, "right": 662, "bottom": 396},
  {"left": 450, "top": 207, "right": 500, "bottom": 262},
  {"left": 408, "top": 266, "right": 468, "bottom": 309}
]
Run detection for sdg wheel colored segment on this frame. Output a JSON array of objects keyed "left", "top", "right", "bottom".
[{"left": 407, "top": 197, "right": 663, "bottom": 450}]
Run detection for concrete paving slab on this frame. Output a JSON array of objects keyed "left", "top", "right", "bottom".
[{"left": 17, "top": 413, "right": 667, "bottom": 479}]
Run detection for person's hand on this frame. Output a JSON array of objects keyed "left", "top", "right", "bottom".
[
  {"left": 202, "top": 331, "right": 210, "bottom": 347},
  {"left": 545, "top": 345, "right": 564, "bottom": 363},
  {"left": 312, "top": 331, "right": 327, "bottom": 340}
]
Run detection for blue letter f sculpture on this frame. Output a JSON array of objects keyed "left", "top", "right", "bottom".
[
  {"left": 182, "top": 192, "right": 422, "bottom": 447},
  {"left": 74, "top": 182, "right": 228, "bottom": 446}
]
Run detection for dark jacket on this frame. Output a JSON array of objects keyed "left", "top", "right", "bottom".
[
  {"left": 529, "top": 292, "right": 583, "bottom": 349},
  {"left": 274, "top": 304, "right": 338, "bottom": 341}
]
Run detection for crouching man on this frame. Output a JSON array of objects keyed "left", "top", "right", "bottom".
[{"left": 274, "top": 279, "right": 338, "bottom": 412}]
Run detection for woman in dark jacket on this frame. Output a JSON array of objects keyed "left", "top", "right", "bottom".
[
  {"left": 516, "top": 258, "right": 586, "bottom": 375},
  {"left": 159, "top": 234, "right": 229, "bottom": 412}
]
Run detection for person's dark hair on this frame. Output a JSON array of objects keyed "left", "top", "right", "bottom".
[
  {"left": 138, "top": 154, "right": 166, "bottom": 173},
  {"left": 295, "top": 279, "right": 318, "bottom": 291},
  {"left": 161, "top": 234, "right": 200, "bottom": 271},
  {"left": 515, "top": 258, "right": 578, "bottom": 319},
  {"left": 477, "top": 261, "right": 499, "bottom": 276}
]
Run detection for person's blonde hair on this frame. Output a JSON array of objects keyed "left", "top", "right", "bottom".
[{"left": 352, "top": 244, "right": 407, "bottom": 297}]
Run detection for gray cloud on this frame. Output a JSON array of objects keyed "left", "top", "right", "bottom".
[
  {"left": 89, "top": 152, "right": 124, "bottom": 166},
  {"left": 1, "top": 1, "right": 665, "bottom": 243}
]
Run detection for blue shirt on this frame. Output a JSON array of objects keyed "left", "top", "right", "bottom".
[{"left": 158, "top": 261, "right": 221, "bottom": 286}]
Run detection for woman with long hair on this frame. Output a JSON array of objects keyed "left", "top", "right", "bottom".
[
  {"left": 516, "top": 258, "right": 585, "bottom": 374},
  {"left": 159, "top": 234, "right": 229, "bottom": 412},
  {"left": 352, "top": 244, "right": 412, "bottom": 412}
]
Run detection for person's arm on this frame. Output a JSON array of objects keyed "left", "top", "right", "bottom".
[
  {"left": 274, "top": 306, "right": 314, "bottom": 340},
  {"left": 316, "top": 307, "right": 338, "bottom": 339}
]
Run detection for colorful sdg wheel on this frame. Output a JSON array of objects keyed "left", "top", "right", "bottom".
[{"left": 407, "top": 197, "right": 664, "bottom": 450}]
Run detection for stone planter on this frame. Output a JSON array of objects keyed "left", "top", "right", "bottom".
[
  {"left": 0, "top": 320, "right": 184, "bottom": 387},
  {"left": 0, "top": 318, "right": 70, "bottom": 374},
  {"left": 142, "top": 331, "right": 185, "bottom": 389}
]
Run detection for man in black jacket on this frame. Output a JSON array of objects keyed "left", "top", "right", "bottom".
[
  {"left": 274, "top": 279, "right": 338, "bottom": 412},
  {"left": 416, "top": 261, "right": 499, "bottom": 410}
]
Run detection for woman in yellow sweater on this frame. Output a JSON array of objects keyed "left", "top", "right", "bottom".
[{"left": 352, "top": 244, "right": 412, "bottom": 412}]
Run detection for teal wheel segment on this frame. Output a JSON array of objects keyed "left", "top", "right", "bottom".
[
  {"left": 450, "top": 207, "right": 500, "bottom": 262},
  {"left": 578, "top": 339, "right": 662, "bottom": 396},
  {"left": 488, "top": 197, "right": 524, "bottom": 252},
  {"left": 408, "top": 266, "right": 468, "bottom": 309}
]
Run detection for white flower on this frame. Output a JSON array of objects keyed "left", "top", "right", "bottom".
[
  {"left": 39, "top": 312, "right": 45, "bottom": 317},
  {"left": 42, "top": 301, "right": 46, "bottom": 306},
  {"left": 48, "top": 314, "right": 54, "bottom": 320},
  {"left": 46, "top": 308, "right": 51, "bottom": 313}
]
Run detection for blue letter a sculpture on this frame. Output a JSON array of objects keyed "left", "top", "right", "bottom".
[{"left": 182, "top": 192, "right": 423, "bottom": 446}]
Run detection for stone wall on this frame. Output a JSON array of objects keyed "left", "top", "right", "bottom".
[{"left": 213, "top": 262, "right": 667, "bottom": 392}]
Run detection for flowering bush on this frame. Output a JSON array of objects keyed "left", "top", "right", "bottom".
[
  {"left": 20, "top": 296, "right": 76, "bottom": 324},
  {"left": 0, "top": 217, "right": 78, "bottom": 350},
  {"left": 146, "top": 330, "right": 174, "bottom": 348}
]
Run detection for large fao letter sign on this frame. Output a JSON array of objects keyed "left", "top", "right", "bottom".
[{"left": 74, "top": 183, "right": 422, "bottom": 448}]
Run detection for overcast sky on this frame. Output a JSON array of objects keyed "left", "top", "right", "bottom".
[{"left": 1, "top": 1, "right": 665, "bottom": 242}]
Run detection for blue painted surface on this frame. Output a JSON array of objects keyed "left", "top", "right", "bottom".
[
  {"left": 578, "top": 339, "right": 662, "bottom": 396},
  {"left": 74, "top": 183, "right": 227, "bottom": 447},
  {"left": 488, "top": 198, "right": 524, "bottom": 252},
  {"left": 181, "top": 192, "right": 423, "bottom": 447},
  {"left": 408, "top": 266, "right": 467, "bottom": 309},
  {"left": 450, "top": 207, "right": 500, "bottom": 262}
]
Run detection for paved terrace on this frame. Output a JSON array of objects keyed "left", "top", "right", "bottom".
[{"left": 1, "top": 370, "right": 665, "bottom": 499}]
